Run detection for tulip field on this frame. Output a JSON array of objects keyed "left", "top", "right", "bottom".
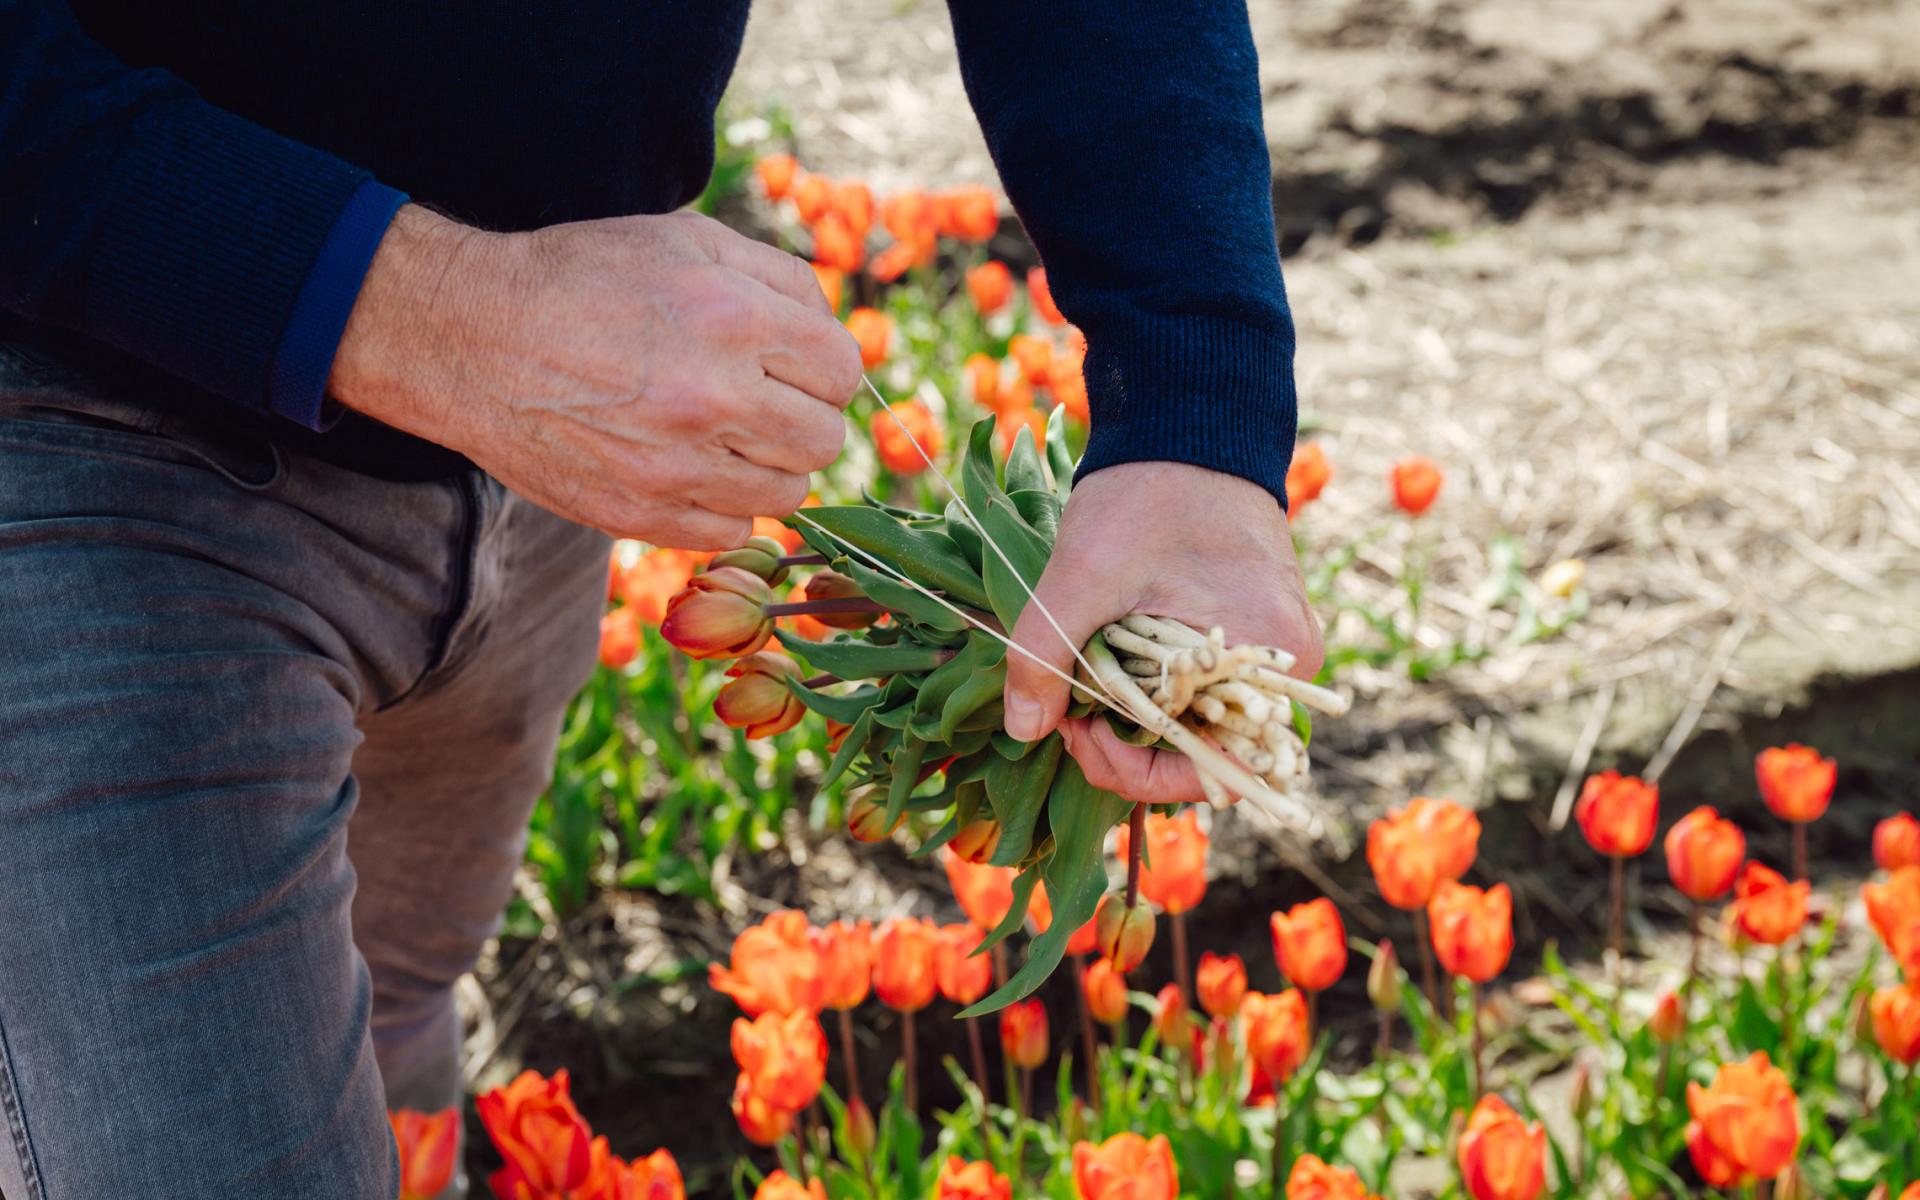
[{"left": 383, "top": 147, "right": 1920, "bottom": 1200}]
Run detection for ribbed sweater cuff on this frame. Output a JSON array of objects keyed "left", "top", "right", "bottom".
[
  {"left": 83, "top": 100, "right": 375, "bottom": 413},
  {"left": 1075, "top": 314, "right": 1299, "bottom": 507}
]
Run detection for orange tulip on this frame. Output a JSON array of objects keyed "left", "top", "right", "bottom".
[
  {"left": 812, "top": 212, "right": 864, "bottom": 274},
  {"left": 811, "top": 919, "right": 873, "bottom": 1011},
  {"left": 1286, "top": 1153, "right": 1380, "bottom": 1200},
  {"left": 1389, "top": 456, "right": 1443, "bottom": 516},
  {"left": 798, "top": 569, "right": 877, "bottom": 630},
  {"left": 882, "top": 190, "right": 939, "bottom": 243},
  {"left": 1457, "top": 1094, "right": 1547, "bottom": 1200},
  {"left": 873, "top": 916, "right": 939, "bottom": 1012},
  {"left": 945, "top": 850, "right": 1016, "bottom": 931},
  {"left": 730, "top": 1073, "right": 794, "bottom": 1146},
  {"left": 709, "top": 910, "right": 823, "bottom": 1017},
  {"left": 1028, "top": 267, "right": 1066, "bottom": 325},
  {"left": 1007, "top": 334, "right": 1053, "bottom": 386},
  {"left": 792, "top": 174, "right": 832, "bottom": 225},
  {"left": 1196, "top": 951, "right": 1248, "bottom": 1019},
  {"left": 1574, "top": 770, "right": 1658, "bottom": 857},
  {"left": 937, "top": 1156, "right": 1013, "bottom": 1200},
  {"left": 1023, "top": 879, "right": 1100, "bottom": 956},
  {"left": 833, "top": 181, "right": 875, "bottom": 237},
  {"left": 871, "top": 400, "right": 944, "bottom": 476},
  {"left": 1153, "top": 983, "right": 1192, "bottom": 1052},
  {"left": 809, "top": 263, "right": 844, "bottom": 313},
  {"left": 1113, "top": 810, "right": 1209, "bottom": 915},
  {"left": 1083, "top": 956, "right": 1129, "bottom": 1024},
  {"left": 1867, "top": 866, "right": 1920, "bottom": 973},
  {"left": 476, "top": 1069, "right": 593, "bottom": 1198},
  {"left": 1872, "top": 982, "right": 1920, "bottom": 1064},
  {"left": 756, "top": 154, "right": 799, "bottom": 201},
  {"left": 616, "top": 548, "right": 705, "bottom": 625},
  {"left": 847, "top": 791, "right": 902, "bottom": 843},
  {"left": 390, "top": 1108, "right": 459, "bottom": 1200},
  {"left": 1045, "top": 355, "right": 1089, "bottom": 425},
  {"left": 966, "top": 261, "right": 1014, "bottom": 314},
  {"left": 714, "top": 652, "right": 806, "bottom": 739},
  {"left": 1241, "top": 989, "right": 1310, "bottom": 1087},
  {"left": 731, "top": 1008, "right": 829, "bottom": 1111},
  {"left": 869, "top": 235, "right": 933, "bottom": 283},
  {"left": 1271, "top": 898, "right": 1349, "bottom": 992},
  {"left": 1665, "top": 806, "right": 1746, "bottom": 902},
  {"left": 1072, "top": 1133, "right": 1178, "bottom": 1200},
  {"left": 661, "top": 567, "right": 774, "bottom": 660},
  {"left": 1094, "top": 892, "right": 1156, "bottom": 972},
  {"left": 964, "top": 352, "right": 1002, "bottom": 413},
  {"left": 1428, "top": 881, "right": 1513, "bottom": 983},
  {"left": 1877, "top": 814, "right": 1920, "bottom": 872},
  {"left": 1286, "top": 442, "right": 1332, "bottom": 511},
  {"left": 1686, "top": 1052, "right": 1801, "bottom": 1182},
  {"left": 934, "top": 923, "right": 993, "bottom": 1006},
  {"left": 1648, "top": 990, "right": 1685, "bottom": 1043},
  {"left": 1000, "top": 999, "right": 1049, "bottom": 1069},
  {"left": 754, "top": 1169, "right": 827, "bottom": 1200},
  {"left": 1731, "top": 862, "right": 1808, "bottom": 946},
  {"left": 576, "top": 1142, "right": 684, "bottom": 1200},
  {"left": 1756, "top": 744, "right": 1836, "bottom": 823},
  {"left": 1366, "top": 797, "right": 1480, "bottom": 910},
  {"left": 845, "top": 307, "right": 893, "bottom": 368},
  {"left": 941, "top": 186, "right": 1001, "bottom": 242},
  {"left": 950, "top": 814, "right": 1003, "bottom": 864},
  {"left": 599, "top": 606, "right": 640, "bottom": 669}
]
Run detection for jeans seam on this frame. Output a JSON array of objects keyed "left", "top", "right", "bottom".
[
  {"left": 0, "top": 1009, "right": 47, "bottom": 1200},
  {"left": 376, "top": 471, "right": 485, "bottom": 711}
]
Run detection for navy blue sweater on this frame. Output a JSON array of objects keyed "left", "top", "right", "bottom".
[{"left": 0, "top": 2, "right": 1298, "bottom": 498}]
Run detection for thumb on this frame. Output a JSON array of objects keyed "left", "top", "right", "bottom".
[{"left": 1001, "top": 563, "right": 1113, "bottom": 742}]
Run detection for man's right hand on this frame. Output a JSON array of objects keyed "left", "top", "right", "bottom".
[{"left": 331, "top": 204, "right": 862, "bottom": 548}]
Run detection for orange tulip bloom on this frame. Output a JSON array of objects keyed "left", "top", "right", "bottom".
[
  {"left": 1241, "top": 989, "right": 1311, "bottom": 1087},
  {"left": 941, "top": 186, "right": 1001, "bottom": 242},
  {"left": 756, "top": 153, "right": 799, "bottom": 202},
  {"left": 1457, "top": 1094, "right": 1547, "bottom": 1200},
  {"left": 945, "top": 850, "right": 1016, "bottom": 931},
  {"left": 937, "top": 1156, "right": 1013, "bottom": 1200},
  {"left": 934, "top": 922, "right": 993, "bottom": 1006},
  {"left": 615, "top": 548, "right": 705, "bottom": 624},
  {"left": 1389, "top": 456, "right": 1443, "bottom": 516},
  {"left": 1286, "top": 1153, "right": 1380, "bottom": 1200},
  {"left": 576, "top": 1142, "right": 684, "bottom": 1200},
  {"left": 872, "top": 916, "right": 939, "bottom": 1012},
  {"left": 476, "top": 1069, "right": 593, "bottom": 1198},
  {"left": 882, "top": 190, "right": 939, "bottom": 244},
  {"left": 833, "top": 181, "right": 875, "bottom": 237},
  {"left": 1665, "top": 806, "right": 1746, "bottom": 902},
  {"left": 1686, "top": 1052, "right": 1801, "bottom": 1182},
  {"left": 792, "top": 174, "right": 832, "bottom": 225},
  {"left": 1153, "top": 983, "right": 1192, "bottom": 1053},
  {"left": 1028, "top": 267, "right": 1066, "bottom": 325},
  {"left": 966, "top": 261, "right": 1014, "bottom": 314},
  {"left": 1756, "top": 744, "right": 1836, "bottom": 823},
  {"left": 995, "top": 405, "right": 1048, "bottom": 455},
  {"left": 1872, "top": 982, "right": 1920, "bottom": 1064},
  {"left": 809, "top": 263, "right": 844, "bottom": 313},
  {"left": 1574, "top": 770, "right": 1659, "bottom": 857},
  {"left": 730, "top": 1073, "right": 794, "bottom": 1146},
  {"left": 1196, "top": 951, "right": 1248, "bottom": 1019},
  {"left": 1865, "top": 865, "right": 1920, "bottom": 973},
  {"left": 964, "top": 352, "right": 1002, "bottom": 413},
  {"left": 599, "top": 606, "right": 640, "bottom": 670},
  {"left": 731, "top": 1008, "right": 829, "bottom": 1111},
  {"left": 871, "top": 400, "right": 943, "bottom": 476},
  {"left": 1731, "top": 862, "right": 1808, "bottom": 946},
  {"left": 1083, "top": 956, "right": 1129, "bottom": 1024},
  {"left": 811, "top": 919, "right": 873, "bottom": 1010},
  {"left": 390, "top": 1108, "right": 459, "bottom": 1200},
  {"left": 870, "top": 235, "right": 934, "bottom": 283},
  {"left": 1072, "top": 1133, "right": 1178, "bottom": 1200},
  {"left": 660, "top": 567, "right": 774, "bottom": 660},
  {"left": 1648, "top": 990, "right": 1685, "bottom": 1043},
  {"left": 1686, "top": 1119, "right": 1742, "bottom": 1189},
  {"left": 847, "top": 791, "right": 902, "bottom": 843},
  {"left": 715, "top": 652, "right": 806, "bottom": 740},
  {"left": 1876, "top": 813, "right": 1920, "bottom": 872},
  {"left": 1366, "top": 797, "right": 1480, "bottom": 910},
  {"left": 1007, "top": 334, "right": 1053, "bottom": 386},
  {"left": 845, "top": 307, "right": 893, "bottom": 369},
  {"left": 1000, "top": 998, "right": 1049, "bottom": 1069},
  {"left": 812, "top": 212, "right": 865, "bottom": 274},
  {"left": 1113, "top": 809, "right": 1210, "bottom": 915},
  {"left": 1028, "top": 880, "right": 1100, "bottom": 957},
  {"left": 1271, "top": 898, "right": 1349, "bottom": 992},
  {"left": 1428, "top": 881, "right": 1513, "bottom": 983},
  {"left": 709, "top": 910, "right": 824, "bottom": 1016},
  {"left": 1045, "top": 355, "right": 1089, "bottom": 425},
  {"left": 754, "top": 1169, "right": 827, "bottom": 1200},
  {"left": 1285, "top": 442, "right": 1331, "bottom": 511}
]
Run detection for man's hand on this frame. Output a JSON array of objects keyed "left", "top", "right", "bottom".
[
  {"left": 1001, "top": 461, "right": 1324, "bottom": 805},
  {"left": 331, "top": 205, "right": 863, "bottom": 548}
]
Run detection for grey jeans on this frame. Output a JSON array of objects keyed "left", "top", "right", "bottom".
[{"left": 0, "top": 357, "right": 609, "bottom": 1197}]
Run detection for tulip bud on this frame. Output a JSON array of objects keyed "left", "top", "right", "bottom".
[
  {"left": 847, "top": 791, "right": 902, "bottom": 843},
  {"left": 800, "top": 570, "right": 876, "bottom": 629},
  {"left": 1864, "top": 1184, "right": 1890, "bottom": 1200},
  {"left": 825, "top": 719, "right": 851, "bottom": 752},
  {"left": 842, "top": 1096, "right": 877, "bottom": 1158},
  {"left": 715, "top": 653, "right": 806, "bottom": 739},
  {"left": 1773, "top": 1162, "right": 1807, "bottom": 1200},
  {"left": 999, "top": 999, "right": 1049, "bottom": 1070},
  {"left": 599, "top": 607, "right": 640, "bottom": 669},
  {"left": 1539, "top": 558, "right": 1586, "bottom": 599},
  {"left": 708, "top": 535, "right": 792, "bottom": 586},
  {"left": 1568, "top": 1063, "right": 1593, "bottom": 1122},
  {"left": 1095, "top": 893, "right": 1156, "bottom": 974},
  {"left": 1083, "top": 957, "right": 1129, "bottom": 1025},
  {"left": 950, "top": 814, "right": 1003, "bottom": 865},
  {"left": 661, "top": 567, "right": 774, "bottom": 659},
  {"left": 1648, "top": 990, "right": 1685, "bottom": 1044},
  {"left": 1368, "top": 940, "right": 1402, "bottom": 1012}
]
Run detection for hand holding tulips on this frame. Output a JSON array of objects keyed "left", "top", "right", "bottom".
[{"left": 333, "top": 204, "right": 863, "bottom": 548}]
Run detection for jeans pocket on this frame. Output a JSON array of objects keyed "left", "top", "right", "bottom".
[{"left": 0, "top": 390, "right": 286, "bottom": 493}]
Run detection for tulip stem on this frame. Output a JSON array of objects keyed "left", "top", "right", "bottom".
[
  {"left": 1414, "top": 910, "right": 1445, "bottom": 1023},
  {"left": 1269, "top": 1101, "right": 1290, "bottom": 1199},
  {"left": 902, "top": 1008, "right": 918, "bottom": 1115},
  {"left": 1072, "top": 954, "right": 1103, "bottom": 1113},
  {"left": 764, "top": 597, "right": 892, "bottom": 618},
  {"left": 777, "top": 554, "right": 829, "bottom": 567},
  {"left": 965, "top": 1014, "right": 991, "bottom": 1104},
  {"left": 1470, "top": 983, "right": 1485, "bottom": 1101},
  {"left": 1793, "top": 821, "right": 1809, "bottom": 883},
  {"left": 1172, "top": 911, "right": 1193, "bottom": 1011},
  {"left": 837, "top": 1007, "right": 864, "bottom": 1110},
  {"left": 803, "top": 673, "right": 840, "bottom": 689},
  {"left": 1125, "top": 805, "right": 1147, "bottom": 909},
  {"left": 1608, "top": 854, "right": 1626, "bottom": 985}
]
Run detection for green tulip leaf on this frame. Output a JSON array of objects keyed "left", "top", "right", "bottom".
[
  {"left": 1003, "top": 424, "right": 1048, "bottom": 496},
  {"left": 984, "top": 734, "right": 1063, "bottom": 866},
  {"left": 785, "top": 680, "right": 885, "bottom": 725},
  {"left": 776, "top": 630, "right": 950, "bottom": 680},
  {"left": 798, "top": 506, "right": 990, "bottom": 609}
]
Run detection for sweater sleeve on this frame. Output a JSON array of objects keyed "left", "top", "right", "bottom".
[
  {"left": 0, "top": 2, "right": 406, "bottom": 428},
  {"left": 945, "top": 1, "right": 1298, "bottom": 504}
]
